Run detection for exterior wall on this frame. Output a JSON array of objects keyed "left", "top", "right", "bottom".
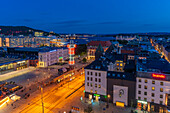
[
  {"left": 107, "top": 78, "right": 136, "bottom": 106},
  {"left": 136, "top": 77, "right": 170, "bottom": 105},
  {"left": 85, "top": 69, "right": 107, "bottom": 96}
]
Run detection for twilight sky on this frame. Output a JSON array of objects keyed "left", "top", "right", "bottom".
[{"left": 0, "top": 0, "right": 170, "bottom": 34}]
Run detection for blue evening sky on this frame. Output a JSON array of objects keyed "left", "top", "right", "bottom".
[{"left": 0, "top": 0, "right": 170, "bottom": 34}]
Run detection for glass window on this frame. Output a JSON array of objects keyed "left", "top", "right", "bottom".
[
  {"left": 160, "top": 88, "right": 163, "bottom": 92},
  {"left": 123, "top": 75, "right": 125, "bottom": 78},
  {"left": 90, "top": 83, "right": 93, "bottom": 87},
  {"left": 112, "top": 74, "right": 115, "bottom": 77},
  {"left": 152, "top": 87, "right": 155, "bottom": 91},
  {"left": 152, "top": 93, "right": 155, "bottom": 97},
  {"left": 151, "top": 99, "right": 154, "bottom": 103},
  {"left": 99, "top": 79, "right": 101, "bottom": 82},
  {"left": 95, "top": 78, "right": 97, "bottom": 82},
  {"left": 91, "top": 72, "right": 93, "bottom": 75},
  {"left": 160, "top": 101, "right": 163, "bottom": 105},
  {"left": 160, "top": 95, "right": 163, "bottom": 98},
  {"left": 152, "top": 81, "right": 155, "bottom": 84},
  {"left": 98, "top": 84, "right": 101, "bottom": 88},
  {"left": 138, "top": 91, "right": 141, "bottom": 94},
  {"left": 160, "top": 82, "right": 163, "bottom": 86},
  {"left": 138, "top": 85, "right": 141, "bottom": 88},
  {"left": 95, "top": 90, "right": 97, "bottom": 94},
  {"left": 145, "top": 80, "right": 147, "bottom": 83},
  {"left": 139, "top": 79, "right": 141, "bottom": 82},
  {"left": 87, "top": 71, "right": 89, "bottom": 75},
  {"left": 138, "top": 97, "right": 141, "bottom": 100},
  {"left": 144, "top": 98, "right": 147, "bottom": 101},
  {"left": 99, "top": 73, "right": 101, "bottom": 77},
  {"left": 120, "top": 63, "right": 123, "bottom": 66},
  {"left": 144, "top": 92, "right": 147, "bottom": 95},
  {"left": 95, "top": 72, "right": 97, "bottom": 76},
  {"left": 116, "top": 63, "right": 119, "bottom": 66},
  {"left": 87, "top": 82, "right": 89, "bottom": 86},
  {"left": 95, "top": 84, "right": 97, "bottom": 88},
  {"left": 144, "top": 86, "right": 147, "bottom": 89},
  {"left": 87, "top": 77, "right": 89, "bottom": 80},
  {"left": 91, "top": 77, "right": 93, "bottom": 81},
  {"left": 117, "top": 74, "right": 120, "bottom": 77},
  {"left": 108, "top": 73, "right": 110, "bottom": 76}
]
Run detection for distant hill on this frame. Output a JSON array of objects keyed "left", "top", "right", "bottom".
[{"left": 0, "top": 26, "right": 59, "bottom": 36}]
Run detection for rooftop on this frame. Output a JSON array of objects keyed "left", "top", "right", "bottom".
[
  {"left": 0, "top": 57, "right": 26, "bottom": 66},
  {"left": 87, "top": 41, "right": 111, "bottom": 47}
]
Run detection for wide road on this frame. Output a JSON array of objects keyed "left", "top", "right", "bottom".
[{"left": 14, "top": 74, "right": 85, "bottom": 113}]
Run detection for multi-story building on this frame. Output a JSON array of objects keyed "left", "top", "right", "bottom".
[
  {"left": 136, "top": 59, "right": 170, "bottom": 113},
  {"left": 38, "top": 47, "right": 68, "bottom": 67},
  {"left": 87, "top": 41, "right": 111, "bottom": 60}
]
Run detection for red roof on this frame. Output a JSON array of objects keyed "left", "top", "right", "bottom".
[{"left": 87, "top": 41, "right": 111, "bottom": 47}]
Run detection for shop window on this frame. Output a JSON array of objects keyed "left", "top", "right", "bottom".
[{"left": 151, "top": 99, "right": 154, "bottom": 103}]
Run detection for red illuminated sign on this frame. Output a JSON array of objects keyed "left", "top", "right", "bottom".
[{"left": 152, "top": 73, "right": 165, "bottom": 79}]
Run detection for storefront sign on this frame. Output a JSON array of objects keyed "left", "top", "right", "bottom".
[{"left": 152, "top": 73, "right": 165, "bottom": 79}]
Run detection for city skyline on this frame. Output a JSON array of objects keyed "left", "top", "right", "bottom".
[{"left": 1, "top": 0, "right": 170, "bottom": 34}]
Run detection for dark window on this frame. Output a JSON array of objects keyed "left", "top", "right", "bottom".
[
  {"left": 160, "top": 82, "right": 163, "bottom": 86},
  {"left": 95, "top": 72, "right": 97, "bottom": 76},
  {"left": 138, "top": 91, "right": 141, "bottom": 94},
  {"left": 99, "top": 79, "right": 101, "bottom": 82},
  {"left": 144, "top": 86, "right": 147, "bottom": 89},
  {"left": 139, "top": 79, "right": 141, "bottom": 82},
  {"left": 138, "top": 85, "right": 141, "bottom": 88},
  {"left": 87, "top": 82, "right": 89, "bottom": 86},
  {"left": 152, "top": 81, "right": 155, "bottom": 84},
  {"left": 91, "top": 77, "right": 93, "bottom": 81},
  {"left": 95, "top": 84, "right": 97, "bottom": 88},
  {"left": 151, "top": 93, "right": 155, "bottom": 97},
  {"left": 144, "top": 92, "right": 147, "bottom": 95},
  {"left": 87, "top": 71, "right": 89, "bottom": 75},
  {"left": 99, "top": 73, "right": 101, "bottom": 77},
  {"left": 91, "top": 72, "right": 93, "bottom": 75},
  {"left": 87, "top": 77, "right": 89, "bottom": 80},
  {"left": 160, "top": 95, "right": 163, "bottom": 98},
  {"left": 144, "top": 98, "right": 147, "bottom": 101},
  {"left": 145, "top": 80, "right": 147, "bottom": 83},
  {"left": 90, "top": 83, "right": 93, "bottom": 87},
  {"left": 95, "top": 78, "right": 97, "bottom": 82},
  {"left": 138, "top": 97, "right": 141, "bottom": 100}
]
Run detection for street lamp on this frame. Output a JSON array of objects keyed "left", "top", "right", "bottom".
[{"left": 107, "top": 94, "right": 110, "bottom": 108}]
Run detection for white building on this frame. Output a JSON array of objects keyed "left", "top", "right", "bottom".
[{"left": 38, "top": 47, "right": 68, "bottom": 67}]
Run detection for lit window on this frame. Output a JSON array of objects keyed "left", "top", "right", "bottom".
[
  {"left": 160, "top": 88, "right": 163, "bottom": 92},
  {"left": 117, "top": 63, "right": 119, "bottom": 66},
  {"left": 95, "top": 90, "right": 97, "bottom": 94},
  {"left": 145, "top": 80, "right": 147, "bottom": 83},
  {"left": 95, "top": 84, "right": 97, "bottom": 88},
  {"left": 144, "top": 86, "right": 147, "bottom": 89},
  {"left": 90, "top": 83, "right": 93, "bottom": 87},
  {"left": 90, "top": 90, "right": 93, "bottom": 93},
  {"left": 117, "top": 67, "right": 119, "bottom": 70},
  {"left": 151, "top": 93, "right": 155, "bottom": 97},
  {"left": 120, "top": 68, "right": 122, "bottom": 71},
  {"left": 120, "top": 63, "right": 123, "bottom": 66},
  {"left": 98, "top": 84, "right": 101, "bottom": 88},
  {"left": 152, "top": 81, "right": 155, "bottom": 84},
  {"left": 152, "top": 87, "right": 155, "bottom": 91},
  {"left": 139, "top": 79, "right": 141, "bottom": 82},
  {"left": 160, "top": 82, "right": 163, "bottom": 86}
]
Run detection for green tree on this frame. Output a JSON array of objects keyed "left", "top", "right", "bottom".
[{"left": 82, "top": 58, "right": 87, "bottom": 63}]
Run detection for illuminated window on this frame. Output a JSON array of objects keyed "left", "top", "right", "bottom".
[
  {"left": 144, "top": 86, "right": 147, "bottom": 89},
  {"left": 144, "top": 92, "right": 147, "bottom": 95},
  {"left": 90, "top": 90, "right": 93, "bottom": 93},
  {"left": 151, "top": 93, "right": 155, "bottom": 97},
  {"left": 117, "top": 67, "right": 119, "bottom": 70},
  {"left": 152, "top": 81, "right": 155, "bottom": 84},
  {"left": 120, "top": 68, "right": 122, "bottom": 71},
  {"left": 117, "top": 63, "right": 119, "bottom": 66},
  {"left": 144, "top": 98, "right": 147, "bottom": 101},
  {"left": 138, "top": 85, "right": 141, "bottom": 88},
  {"left": 152, "top": 87, "right": 155, "bottom": 91},
  {"left": 95, "top": 90, "right": 97, "bottom": 94},
  {"left": 99, "top": 79, "right": 101, "bottom": 82},
  {"left": 160, "top": 95, "right": 163, "bottom": 98},
  {"left": 120, "top": 63, "right": 123, "bottom": 66},
  {"left": 98, "top": 84, "right": 101, "bottom": 88},
  {"left": 87, "top": 77, "right": 89, "bottom": 80},
  {"left": 95, "top": 72, "right": 97, "bottom": 76},
  {"left": 160, "top": 82, "right": 163, "bottom": 86},
  {"left": 95, "top": 78, "right": 97, "bottom": 82},
  {"left": 145, "top": 80, "right": 147, "bottom": 83},
  {"left": 95, "top": 84, "right": 97, "bottom": 88},
  {"left": 87, "top": 82, "right": 89, "bottom": 86},
  {"left": 90, "top": 83, "right": 93, "bottom": 87},
  {"left": 138, "top": 91, "right": 141, "bottom": 94},
  {"left": 160, "top": 88, "right": 163, "bottom": 92},
  {"left": 151, "top": 99, "right": 154, "bottom": 103},
  {"left": 139, "top": 79, "right": 141, "bottom": 82},
  {"left": 138, "top": 97, "right": 141, "bottom": 100}
]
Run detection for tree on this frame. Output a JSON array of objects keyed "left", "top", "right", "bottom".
[{"left": 82, "top": 58, "right": 87, "bottom": 63}]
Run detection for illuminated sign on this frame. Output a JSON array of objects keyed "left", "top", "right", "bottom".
[
  {"left": 94, "top": 94, "right": 100, "bottom": 97},
  {"left": 152, "top": 73, "right": 165, "bottom": 79},
  {"left": 137, "top": 100, "right": 147, "bottom": 104},
  {"left": 116, "top": 102, "right": 125, "bottom": 107}
]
